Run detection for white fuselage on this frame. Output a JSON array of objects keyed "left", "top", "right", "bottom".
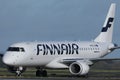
[{"left": 3, "top": 41, "right": 110, "bottom": 68}]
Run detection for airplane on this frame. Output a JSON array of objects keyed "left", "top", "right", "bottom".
[{"left": 2, "top": 3, "right": 120, "bottom": 77}]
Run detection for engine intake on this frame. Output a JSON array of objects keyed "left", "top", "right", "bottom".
[{"left": 69, "top": 61, "right": 90, "bottom": 75}]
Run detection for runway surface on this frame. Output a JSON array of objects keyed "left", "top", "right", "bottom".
[
  {"left": 0, "top": 68, "right": 120, "bottom": 80},
  {"left": 0, "top": 72, "right": 120, "bottom": 80},
  {"left": 0, "top": 77, "right": 120, "bottom": 80}
]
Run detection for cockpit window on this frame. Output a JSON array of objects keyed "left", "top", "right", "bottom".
[
  {"left": 7, "top": 47, "right": 25, "bottom": 52},
  {"left": 19, "top": 48, "right": 25, "bottom": 52}
]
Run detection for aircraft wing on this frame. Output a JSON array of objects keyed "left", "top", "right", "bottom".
[
  {"left": 59, "top": 58, "right": 120, "bottom": 65},
  {"left": 90, "top": 58, "right": 120, "bottom": 61}
]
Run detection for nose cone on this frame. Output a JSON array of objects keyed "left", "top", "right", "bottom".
[{"left": 2, "top": 53, "right": 15, "bottom": 66}]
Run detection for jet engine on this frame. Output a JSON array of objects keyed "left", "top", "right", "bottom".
[{"left": 69, "top": 61, "right": 90, "bottom": 75}]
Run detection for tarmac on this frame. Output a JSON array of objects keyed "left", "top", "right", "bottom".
[
  {"left": 0, "top": 77, "right": 120, "bottom": 80},
  {"left": 0, "top": 74, "right": 120, "bottom": 80},
  {"left": 0, "top": 69, "right": 120, "bottom": 80}
]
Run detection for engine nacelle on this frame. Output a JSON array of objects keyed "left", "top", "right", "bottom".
[{"left": 69, "top": 61, "right": 90, "bottom": 75}]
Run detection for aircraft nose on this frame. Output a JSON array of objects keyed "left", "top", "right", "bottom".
[{"left": 2, "top": 54, "right": 15, "bottom": 66}]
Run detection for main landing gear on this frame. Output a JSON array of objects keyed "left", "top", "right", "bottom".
[{"left": 36, "top": 68, "right": 47, "bottom": 77}]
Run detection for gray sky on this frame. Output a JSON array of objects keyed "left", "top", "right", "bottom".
[{"left": 0, "top": 0, "right": 120, "bottom": 57}]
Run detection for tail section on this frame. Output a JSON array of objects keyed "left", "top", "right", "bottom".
[{"left": 94, "top": 3, "right": 116, "bottom": 42}]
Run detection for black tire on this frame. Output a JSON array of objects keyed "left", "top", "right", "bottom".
[
  {"left": 36, "top": 70, "right": 41, "bottom": 77},
  {"left": 42, "top": 70, "right": 47, "bottom": 77}
]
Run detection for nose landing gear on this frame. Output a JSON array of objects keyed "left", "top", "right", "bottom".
[
  {"left": 16, "top": 70, "right": 22, "bottom": 76},
  {"left": 15, "top": 67, "right": 23, "bottom": 76}
]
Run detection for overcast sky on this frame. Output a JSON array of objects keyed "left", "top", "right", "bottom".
[{"left": 0, "top": 0, "right": 120, "bottom": 57}]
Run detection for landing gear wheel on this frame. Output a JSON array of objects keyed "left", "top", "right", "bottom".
[
  {"left": 36, "top": 69, "right": 41, "bottom": 77},
  {"left": 42, "top": 70, "right": 47, "bottom": 77},
  {"left": 36, "top": 69, "right": 47, "bottom": 77}
]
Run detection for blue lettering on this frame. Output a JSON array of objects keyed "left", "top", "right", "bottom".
[
  {"left": 46, "top": 44, "right": 53, "bottom": 55},
  {"left": 36, "top": 43, "right": 79, "bottom": 55},
  {"left": 53, "top": 44, "right": 60, "bottom": 55},
  {"left": 72, "top": 44, "right": 79, "bottom": 54},
  {"left": 37, "top": 44, "right": 45, "bottom": 55},
  {"left": 61, "top": 44, "right": 68, "bottom": 55}
]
